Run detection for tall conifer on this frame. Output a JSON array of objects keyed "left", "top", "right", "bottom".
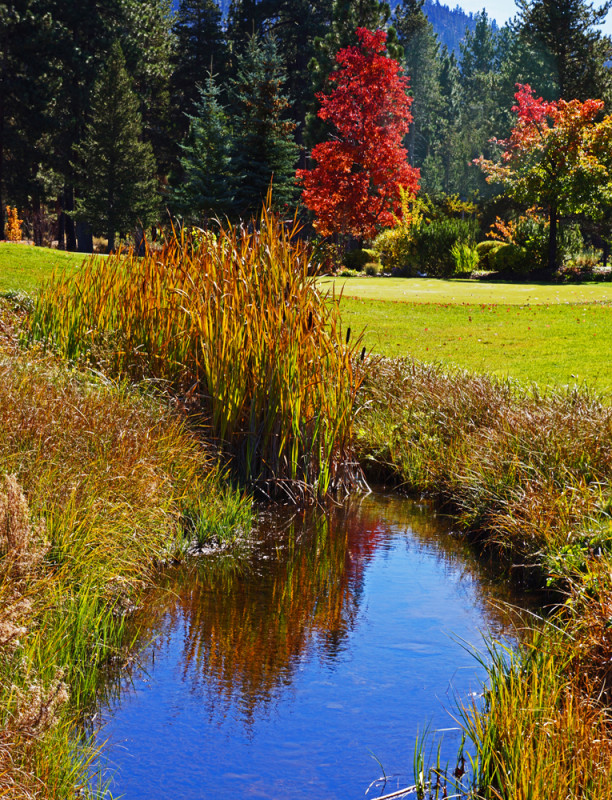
[
  {"left": 73, "top": 43, "right": 158, "bottom": 252},
  {"left": 516, "top": 0, "right": 612, "bottom": 101},
  {"left": 230, "top": 34, "right": 298, "bottom": 216},
  {"left": 171, "top": 73, "right": 233, "bottom": 220}
]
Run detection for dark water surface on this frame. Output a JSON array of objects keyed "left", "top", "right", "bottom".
[{"left": 93, "top": 493, "right": 536, "bottom": 799}]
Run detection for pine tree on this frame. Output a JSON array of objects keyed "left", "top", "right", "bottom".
[
  {"left": 227, "top": 0, "right": 267, "bottom": 53},
  {"left": 516, "top": 0, "right": 612, "bottom": 101},
  {"left": 230, "top": 34, "right": 298, "bottom": 216},
  {"left": 72, "top": 43, "right": 158, "bottom": 252},
  {"left": 457, "top": 11, "right": 503, "bottom": 198},
  {"left": 260, "top": 0, "right": 335, "bottom": 149},
  {"left": 433, "top": 46, "right": 465, "bottom": 195},
  {"left": 120, "top": 0, "right": 176, "bottom": 174},
  {"left": 171, "top": 73, "right": 233, "bottom": 220},
  {"left": 172, "top": 0, "right": 227, "bottom": 135},
  {"left": 0, "top": 0, "right": 61, "bottom": 236},
  {"left": 393, "top": 0, "right": 443, "bottom": 190}
]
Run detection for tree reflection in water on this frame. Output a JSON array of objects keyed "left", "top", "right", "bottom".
[{"left": 112, "top": 494, "right": 536, "bottom": 727}]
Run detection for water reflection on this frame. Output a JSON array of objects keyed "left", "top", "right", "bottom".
[
  {"left": 116, "top": 494, "right": 531, "bottom": 725},
  {"left": 94, "top": 493, "right": 540, "bottom": 799}
]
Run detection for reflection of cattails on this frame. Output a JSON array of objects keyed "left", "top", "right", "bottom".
[
  {"left": 110, "top": 496, "right": 527, "bottom": 728},
  {"left": 124, "top": 502, "right": 393, "bottom": 722}
]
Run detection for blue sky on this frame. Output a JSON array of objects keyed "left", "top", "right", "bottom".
[{"left": 457, "top": 1, "right": 612, "bottom": 34}]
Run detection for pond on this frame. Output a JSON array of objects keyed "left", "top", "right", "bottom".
[{"left": 92, "top": 492, "right": 537, "bottom": 799}]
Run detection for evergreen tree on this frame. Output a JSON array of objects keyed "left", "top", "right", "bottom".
[
  {"left": 457, "top": 11, "right": 502, "bottom": 197},
  {"left": 171, "top": 73, "right": 233, "bottom": 220},
  {"left": 433, "top": 46, "right": 465, "bottom": 194},
  {"left": 46, "top": 0, "right": 126, "bottom": 249},
  {"left": 515, "top": 0, "right": 612, "bottom": 101},
  {"left": 172, "top": 0, "right": 227, "bottom": 137},
  {"left": 260, "top": 0, "right": 334, "bottom": 148},
  {"left": 72, "top": 43, "right": 158, "bottom": 252},
  {"left": 393, "top": 0, "right": 443, "bottom": 190},
  {"left": 226, "top": 0, "right": 267, "bottom": 53},
  {"left": 120, "top": 0, "right": 176, "bottom": 174},
  {"left": 0, "top": 0, "right": 61, "bottom": 236},
  {"left": 230, "top": 34, "right": 298, "bottom": 216}
]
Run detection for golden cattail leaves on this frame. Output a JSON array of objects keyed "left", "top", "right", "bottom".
[{"left": 31, "top": 205, "right": 366, "bottom": 501}]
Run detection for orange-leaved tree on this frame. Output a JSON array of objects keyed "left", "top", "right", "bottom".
[
  {"left": 477, "top": 84, "right": 612, "bottom": 271},
  {"left": 297, "top": 27, "right": 420, "bottom": 241}
]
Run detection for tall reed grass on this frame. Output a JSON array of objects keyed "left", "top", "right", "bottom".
[
  {"left": 358, "top": 357, "right": 612, "bottom": 579},
  {"left": 31, "top": 205, "right": 365, "bottom": 501}
]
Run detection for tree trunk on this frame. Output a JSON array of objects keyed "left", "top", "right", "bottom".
[
  {"left": 76, "top": 220, "right": 93, "bottom": 253},
  {"left": 548, "top": 205, "right": 558, "bottom": 272},
  {"left": 107, "top": 228, "right": 115, "bottom": 253},
  {"left": 63, "top": 186, "right": 77, "bottom": 250}
]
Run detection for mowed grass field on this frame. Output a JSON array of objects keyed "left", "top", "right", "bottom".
[
  {"left": 0, "top": 242, "right": 86, "bottom": 293},
  {"left": 320, "top": 276, "right": 612, "bottom": 392},
  {"left": 2, "top": 244, "right": 611, "bottom": 391}
]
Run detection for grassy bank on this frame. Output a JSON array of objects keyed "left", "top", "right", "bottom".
[
  {"left": 0, "top": 243, "right": 85, "bottom": 295},
  {"left": 358, "top": 357, "right": 612, "bottom": 797},
  {"left": 0, "top": 300, "right": 250, "bottom": 796}
]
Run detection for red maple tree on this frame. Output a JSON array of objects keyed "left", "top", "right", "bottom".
[
  {"left": 477, "top": 84, "right": 612, "bottom": 270},
  {"left": 297, "top": 28, "right": 420, "bottom": 240}
]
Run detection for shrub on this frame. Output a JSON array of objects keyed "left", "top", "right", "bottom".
[
  {"left": 5, "top": 207, "right": 23, "bottom": 242},
  {"left": 490, "top": 242, "right": 528, "bottom": 273},
  {"left": 365, "top": 262, "right": 379, "bottom": 276},
  {"left": 343, "top": 249, "right": 371, "bottom": 272},
  {"left": 475, "top": 240, "right": 501, "bottom": 269},
  {"left": 372, "top": 226, "right": 415, "bottom": 274},
  {"left": 411, "top": 217, "right": 478, "bottom": 277},
  {"left": 489, "top": 216, "right": 583, "bottom": 271},
  {"left": 451, "top": 242, "right": 479, "bottom": 275},
  {"left": 31, "top": 205, "right": 366, "bottom": 502}
]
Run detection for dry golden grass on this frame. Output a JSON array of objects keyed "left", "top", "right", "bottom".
[{"left": 0, "top": 301, "right": 250, "bottom": 797}]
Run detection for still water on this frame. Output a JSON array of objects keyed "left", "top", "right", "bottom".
[{"left": 93, "top": 493, "right": 534, "bottom": 799}]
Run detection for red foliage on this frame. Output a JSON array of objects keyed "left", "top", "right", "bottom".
[
  {"left": 297, "top": 28, "right": 419, "bottom": 240},
  {"left": 502, "top": 84, "right": 604, "bottom": 161}
]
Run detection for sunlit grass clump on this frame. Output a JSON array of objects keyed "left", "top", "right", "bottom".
[{"left": 31, "top": 206, "right": 364, "bottom": 501}]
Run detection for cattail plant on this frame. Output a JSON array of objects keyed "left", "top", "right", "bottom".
[{"left": 31, "top": 203, "right": 365, "bottom": 501}]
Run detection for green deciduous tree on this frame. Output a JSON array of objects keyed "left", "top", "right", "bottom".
[
  {"left": 478, "top": 84, "right": 612, "bottom": 270},
  {"left": 72, "top": 42, "right": 158, "bottom": 252}
]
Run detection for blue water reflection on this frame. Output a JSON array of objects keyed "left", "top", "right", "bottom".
[{"left": 93, "top": 493, "right": 531, "bottom": 799}]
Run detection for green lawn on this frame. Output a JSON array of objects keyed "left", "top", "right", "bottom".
[
  {"left": 0, "top": 242, "right": 86, "bottom": 294},
  {"left": 320, "top": 275, "right": 612, "bottom": 305},
  {"left": 2, "top": 246, "right": 610, "bottom": 391},
  {"left": 323, "top": 277, "right": 612, "bottom": 392}
]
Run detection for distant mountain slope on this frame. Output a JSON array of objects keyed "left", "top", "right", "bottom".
[
  {"left": 172, "top": 0, "right": 496, "bottom": 55},
  {"left": 423, "top": 0, "right": 480, "bottom": 52}
]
